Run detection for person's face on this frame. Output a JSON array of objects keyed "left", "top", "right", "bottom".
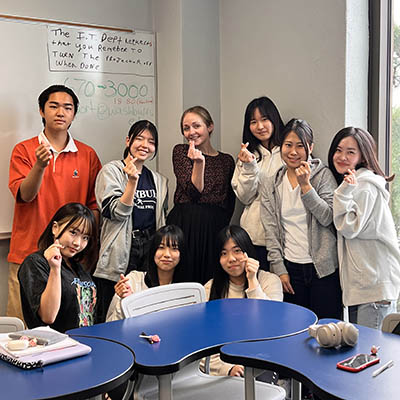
[
  {"left": 182, "top": 112, "right": 213, "bottom": 147},
  {"left": 52, "top": 220, "right": 90, "bottom": 259},
  {"left": 40, "top": 92, "right": 75, "bottom": 133},
  {"left": 219, "top": 238, "right": 246, "bottom": 279},
  {"left": 126, "top": 129, "right": 156, "bottom": 162},
  {"left": 281, "top": 131, "right": 313, "bottom": 169},
  {"left": 249, "top": 108, "right": 274, "bottom": 147},
  {"left": 154, "top": 238, "right": 180, "bottom": 273},
  {"left": 332, "top": 136, "right": 362, "bottom": 174}
]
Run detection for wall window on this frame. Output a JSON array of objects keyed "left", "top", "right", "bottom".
[{"left": 368, "top": 0, "right": 400, "bottom": 239}]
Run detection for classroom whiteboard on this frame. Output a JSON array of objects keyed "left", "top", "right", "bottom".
[{"left": 0, "top": 19, "right": 156, "bottom": 236}]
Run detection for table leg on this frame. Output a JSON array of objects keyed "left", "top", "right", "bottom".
[
  {"left": 291, "top": 379, "right": 301, "bottom": 400},
  {"left": 244, "top": 367, "right": 256, "bottom": 400},
  {"left": 158, "top": 373, "right": 173, "bottom": 400}
]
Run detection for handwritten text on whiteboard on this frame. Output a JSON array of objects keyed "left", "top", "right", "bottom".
[
  {"left": 48, "top": 26, "right": 154, "bottom": 76},
  {"left": 63, "top": 76, "right": 155, "bottom": 123}
]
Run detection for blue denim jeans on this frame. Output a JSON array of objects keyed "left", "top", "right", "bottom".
[{"left": 349, "top": 301, "right": 397, "bottom": 330}]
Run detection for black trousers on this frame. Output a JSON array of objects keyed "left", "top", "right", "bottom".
[
  {"left": 283, "top": 260, "right": 342, "bottom": 320},
  {"left": 93, "top": 277, "right": 115, "bottom": 324},
  {"left": 126, "top": 233, "right": 153, "bottom": 273},
  {"left": 254, "top": 245, "right": 270, "bottom": 271},
  {"left": 94, "top": 232, "right": 153, "bottom": 323}
]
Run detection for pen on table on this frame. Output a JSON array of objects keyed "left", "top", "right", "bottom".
[{"left": 372, "top": 360, "right": 394, "bottom": 377}]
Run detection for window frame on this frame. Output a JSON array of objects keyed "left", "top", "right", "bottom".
[{"left": 368, "top": 0, "right": 393, "bottom": 175}]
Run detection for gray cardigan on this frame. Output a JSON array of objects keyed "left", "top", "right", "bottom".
[
  {"left": 94, "top": 160, "right": 168, "bottom": 282},
  {"left": 260, "top": 159, "right": 338, "bottom": 278}
]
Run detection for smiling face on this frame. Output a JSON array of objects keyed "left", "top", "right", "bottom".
[
  {"left": 219, "top": 238, "right": 246, "bottom": 283},
  {"left": 182, "top": 112, "right": 213, "bottom": 148},
  {"left": 332, "top": 136, "right": 362, "bottom": 174},
  {"left": 281, "top": 131, "right": 313, "bottom": 170},
  {"left": 154, "top": 238, "right": 180, "bottom": 273},
  {"left": 52, "top": 218, "right": 90, "bottom": 260},
  {"left": 39, "top": 92, "right": 75, "bottom": 134},
  {"left": 126, "top": 129, "right": 156, "bottom": 162},
  {"left": 249, "top": 108, "right": 274, "bottom": 148}
]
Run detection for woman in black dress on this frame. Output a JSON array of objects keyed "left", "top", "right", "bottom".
[{"left": 167, "top": 106, "right": 235, "bottom": 284}]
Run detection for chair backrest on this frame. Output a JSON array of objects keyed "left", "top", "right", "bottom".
[
  {"left": 382, "top": 312, "right": 400, "bottom": 334},
  {"left": 0, "top": 317, "right": 25, "bottom": 333},
  {"left": 121, "top": 282, "right": 206, "bottom": 318}
]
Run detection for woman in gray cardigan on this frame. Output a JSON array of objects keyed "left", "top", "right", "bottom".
[
  {"left": 260, "top": 119, "right": 342, "bottom": 319},
  {"left": 93, "top": 120, "right": 168, "bottom": 322}
]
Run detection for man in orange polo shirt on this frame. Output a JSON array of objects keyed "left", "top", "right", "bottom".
[{"left": 7, "top": 85, "right": 102, "bottom": 320}]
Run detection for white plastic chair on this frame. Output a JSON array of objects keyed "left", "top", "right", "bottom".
[
  {"left": 121, "top": 282, "right": 206, "bottom": 318},
  {"left": 382, "top": 312, "right": 400, "bottom": 334},
  {"left": 136, "top": 361, "right": 285, "bottom": 400},
  {"left": 120, "top": 283, "right": 285, "bottom": 400},
  {"left": 0, "top": 317, "right": 24, "bottom": 333}
]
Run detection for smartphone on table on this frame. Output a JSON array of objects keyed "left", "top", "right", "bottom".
[{"left": 337, "top": 353, "right": 380, "bottom": 372}]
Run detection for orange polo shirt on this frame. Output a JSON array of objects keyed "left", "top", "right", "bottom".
[{"left": 8, "top": 134, "right": 102, "bottom": 264}]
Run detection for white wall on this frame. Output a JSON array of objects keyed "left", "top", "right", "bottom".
[
  {"left": 152, "top": 0, "right": 183, "bottom": 199},
  {"left": 152, "top": 0, "right": 368, "bottom": 166},
  {"left": 153, "top": 0, "right": 221, "bottom": 201},
  {"left": 0, "top": 0, "right": 154, "bottom": 315},
  {"left": 182, "top": 0, "right": 221, "bottom": 149},
  {"left": 220, "top": 0, "right": 356, "bottom": 161},
  {"left": 1, "top": 0, "right": 153, "bottom": 31}
]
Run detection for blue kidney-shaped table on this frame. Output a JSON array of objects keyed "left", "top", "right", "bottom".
[
  {"left": 221, "top": 318, "right": 400, "bottom": 400},
  {"left": 0, "top": 335, "right": 134, "bottom": 400},
  {"left": 68, "top": 298, "right": 317, "bottom": 400}
]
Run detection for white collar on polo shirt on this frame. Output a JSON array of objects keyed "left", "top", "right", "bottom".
[{"left": 38, "top": 131, "right": 78, "bottom": 154}]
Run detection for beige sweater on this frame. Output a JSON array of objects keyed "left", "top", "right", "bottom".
[
  {"left": 105, "top": 271, "right": 148, "bottom": 322},
  {"left": 231, "top": 145, "right": 283, "bottom": 245},
  {"left": 201, "top": 270, "right": 283, "bottom": 376}
]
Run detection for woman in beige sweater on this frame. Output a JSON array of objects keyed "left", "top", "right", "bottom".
[
  {"left": 106, "top": 225, "right": 185, "bottom": 321},
  {"left": 203, "top": 225, "right": 283, "bottom": 376}
]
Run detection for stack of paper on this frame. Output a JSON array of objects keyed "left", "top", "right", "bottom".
[{"left": 0, "top": 326, "right": 91, "bottom": 369}]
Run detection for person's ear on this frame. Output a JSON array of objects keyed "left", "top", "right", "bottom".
[
  {"left": 208, "top": 123, "right": 214, "bottom": 134},
  {"left": 308, "top": 143, "right": 314, "bottom": 154},
  {"left": 52, "top": 221, "right": 59, "bottom": 237},
  {"left": 125, "top": 136, "right": 131, "bottom": 148}
]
